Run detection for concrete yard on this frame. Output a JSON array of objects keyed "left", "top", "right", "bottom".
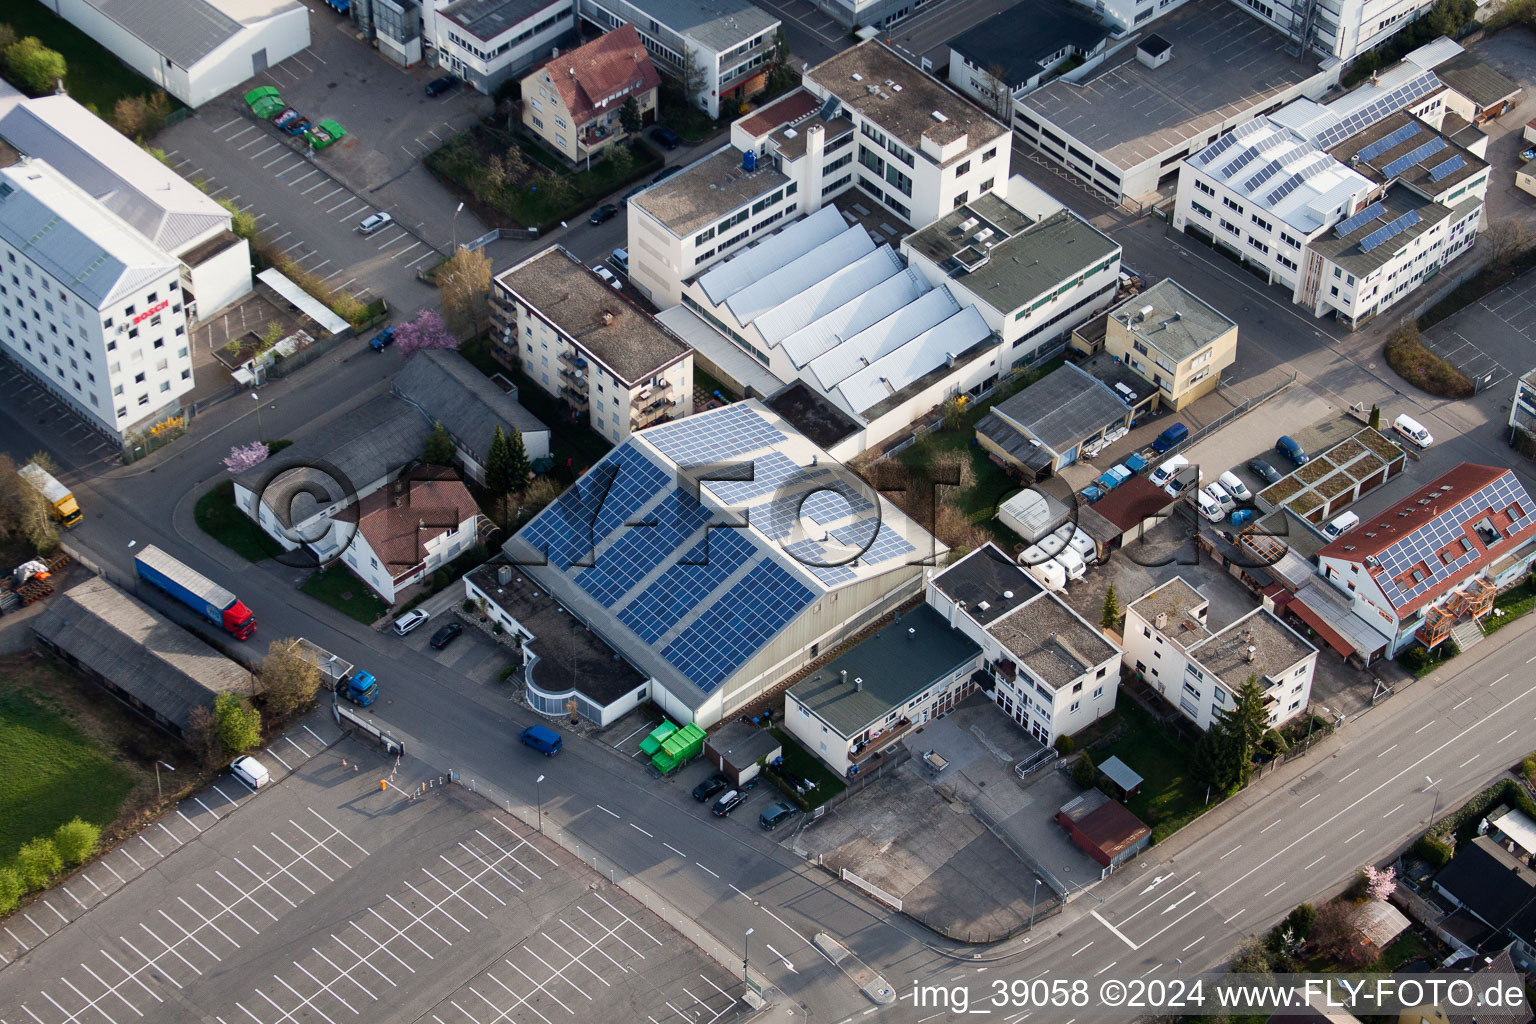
[{"left": 0, "top": 730, "right": 741, "bottom": 1024}]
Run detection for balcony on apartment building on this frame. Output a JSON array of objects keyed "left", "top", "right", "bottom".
[{"left": 629, "top": 378, "right": 676, "bottom": 429}]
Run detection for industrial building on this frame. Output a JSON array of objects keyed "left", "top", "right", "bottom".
[
  {"left": 46, "top": 0, "right": 310, "bottom": 108},
  {"left": 975, "top": 363, "right": 1133, "bottom": 480},
  {"left": 498, "top": 400, "right": 944, "bottom": 727},
  {"left": 426, "top": 0, "right": 577, "bottom": 91}
]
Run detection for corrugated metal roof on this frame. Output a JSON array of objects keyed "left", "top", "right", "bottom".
[
  {"left": 0, "top": 161, "right": 177, "bottom": 308},
  {"left": 697, "top": 205, "right": 845, "bottom": 304},
  {"left": 780, "top": 267, "right": 928, "bottom": 368},
  {"left": 0, "top": 96, "right": 228, "bottom": 254},
  {"left": 392, "top": 349, "right": 549, "bottom": 464},
  {"left": 751, "top": 246, "right": 903, "bottom": 345},
  {"left": 835, "top": 305, "right": 990, "bottom": 414},
  {"left": 723, "top": 224, "right": 874, "bottom": 326},
  {"left": 809, "top": 285, "right": 958, "bottom": 391},
  {"left": 93, "top": 0, "right": 244, "bottom": 67}
]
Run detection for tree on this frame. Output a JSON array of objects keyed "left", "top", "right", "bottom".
[
  {"left": 185, "top": 706, "right": 224, "bottom": 770},
  {"left": 1486, "top": 219, "right": 1528, "bottom": 269},
  {"left": 53, "top": 818, "right": 100, "bottom": 866},
  {"left": 0, "top": 867, "right": 21, "bottom": 915},
  {"left": 507, "top": 428, "right": 530, "bottom": 492},
  {"left": 679, "top": 49, "right": 707, "bottom": 104},
  {"left": 214, "top": 691, "right": 262, "bottom": 755},
  {"left": 423, "top": 420, "right": 455, "bottom": 466},
  {"left": 3, "top": 454, "right": 58, "bottom": 553},
  {"left": 16, "top": 837, "right": 62, "bottom": 890},
  {"left": 1072, "top": 752, "right": 1097, "bottom": 789},
  {"left": 982, "top": 63, "right": 1014, "bottom": 120},
  {"left": 485, "top": 425, "right": 513, "bottom": 498},
  {"left": 260, "top": 638, "right": 323, "bottom": 720},
  {"left": 1368, "top": 404, "right": 1381, "bottom": 429},
  {"left": 395, "top": 308, "right": 459, "bottom": 357},
  {"left": 1228, "top": 940, "right": 1273, "bottom": 976},
  {"left": 5, "top": 37, "right": 66, "bottom": 96},
  {"left": 217, "top": 197, "right": 258, "bottom": 239},
  {"left": 605, "top": 144, "right": 636, "bottom": 181},
  {"left": 1100, "top": 585, "right": 1121, "bottom": 631},
  {"left": 112, "top": 96, "right": 150, "bottom": 141},
  {"left": 1054, "top": 733, "right": 1075, "bottom": 755},
  {"left": 224, "top": 442, "right": 270, "bottom": 474},
  {"left": 1362, "top": 863, "right": 1396, "bottom": 901},
  {"left": 619, "top": 95, "right": 642, "bottom": 135},
  {"left": 0, "top": 25, "right": 17, "bottom": 60},
  {"left": 437, "top": 248, "right": 492, "bottom": 341},
  {"left": 1220, "top": 674, "right": 1270, "bottom": 783}
]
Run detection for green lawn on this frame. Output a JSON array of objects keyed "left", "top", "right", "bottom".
[
  {"left": 0, "top": 667, "right": 136, "bottom": 869},
  {"left": 300, "top": 565, "right": 389, "bottom": 624},
  {"left": 0, "top": 5, "right": 180, "bottom": 115},
  {"left": 1094, "top": 699, "right": 1211, "bottom": 843},
  {"left": 195, "top": 481, "right": 285, "bottom": 562},
  {"left": 768, "top": 728, "right": 846, "bottom": 809}
]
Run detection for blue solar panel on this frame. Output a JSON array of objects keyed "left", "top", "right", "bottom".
[
  {"left": 801, "top": 488, "right": 863, "bottom": 526},
  {"left": 660, "top": 560, "right": 814, "bottom": 691},
  {"left": 1357, "top": 122, "right": 1421, "bottom": 163},
  {"left": 618, "top": 530, "right": 757, "bottom": 644},
  {"left": 642, "top": 404, "right": 786, "bottom": 464},
  {"left": 1335, "top": 201, "right": 1385, "bottom": 238},
  {"left": 575, "top": 488, "right": 714, "bottom": 607},
  {"left": 783, "top": 538, "right": 861, "bottom": 585},
  {"left": 1359, "top": 209, "right": 1420, "bottom": 253},
  {"left": 1428, "top": 153, "right": 1466, "bottom": 182},
  {"left": 829, "top": 521, "right": 915, "bottom": 564},
  {"left": 521, "top": 444, "right": 668, "bottom": 568},
  {"left": 1382, "top": 137, "right": 1447, "bottom": 179},
  {"left": 704, "top": 451, "right": 802, "bottom": 505}
]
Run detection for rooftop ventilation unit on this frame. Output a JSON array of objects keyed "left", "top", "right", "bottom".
[{"left": 931, "top": 110, "right": 948, "bottom": 122}]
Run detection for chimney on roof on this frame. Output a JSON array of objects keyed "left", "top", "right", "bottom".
[
  {"left": 840, "top": 669, "right": 847, "bottom": 685},
  {"left": 1244, "top": 645, "right": 1257, "bottom": 663},
  {"left": 601, "top": 311, "right": 614, "bottom": 325},
  {"left": 1154, "top": 610, "right": 1169, "bottom": 630},
  {"left": 854, "top": 677, "right": 863, "bottom": 691}
]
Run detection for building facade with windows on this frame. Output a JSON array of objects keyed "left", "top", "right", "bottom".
[
  {"left": 340, "top": 469, "right": 482, "bottom": 602},
  {"left": 926, "top": 544, "right": 1122, "bottom": 745},
  {"left": 1123, "top": 578, "right": 1318, "bottom": 731},
  {"left": 430, "top": 0, "right": 576, "bottom": 94},
  {"left": 1103, "top": 278, "right": 1236, "bottom": 411},
  {"left": 578, "top": 0, "right": 779, "bottom": 118},
  {"left": 1511, "top": 367, "right": 1536, "bottom": 440},
  {"left": 0, "top": 160, "right": 192, "bottom": 444},
  {"left": 491, "top": 246, "right": 693, "bottom": 444},
  {"left": 520, "top": 25, "right": 659, "bottom": 162}
]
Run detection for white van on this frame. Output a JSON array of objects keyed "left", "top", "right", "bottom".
[
  {"left": 230, "top": 755, "right": 270, "bottom": 789},
  {"left": 1323, "top": 510, "right": 1360, "bottom": 539},
  {"left": 1149, "top": 455, "right": 1189, "bottom": 488},
  {"left": 1393, "top": 414, "right": 1433, "bottom": 448}
]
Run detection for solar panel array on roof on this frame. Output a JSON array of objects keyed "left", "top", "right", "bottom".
[
  {"left": 575, "top": 488, "right": 714, "bottom": 607},
  {"left": 703, "top": 450, "right": 802, "bottom": 505},
  {"left": 1199, "top": 133, "right": 1240, "bottom": 166},
  {"left": 1266, "top": 172, "right": 1307, "bottom": 206},
  {"left": 1222, "top": 147, "right": 1260, "bottom": 178},
  {"left": 1357, "top": 122, "right": 1422, "bottom": 163},
  {"left": 802, "top": 487, "right": 868, "bottom": 525},
  {"left": 1428, "top": 153, "right": 1467, "bottom": 182},
  {"left": 521, "top": 445, "right": 668, "bottom": 568},
  {"left": 1360, "top": 209, "right": 1421, "bottom": 252},
  {"left": 1244, "top": 160, "right": 1283, "bottom": 193},
  {"left": 1335, "top": 201, "right": 1386, "bottom": 238},
  {"left": 660, "top": 559, "right": 814, "bottom": 691},
  {"left": 783, "top": 538, "right": 858, "bottom": 586},
  {"left": 829, "top": 520, "right": 918, "bottom": 564},
  {"left": 1383, "top": 137, "right": 1447, "bottom": 179},
  {"left": 1374, "top": 473, "right": 1534, "bottom": 609},
  {"left": 617, "top": 530, "right": 757, "bottom": 644},
  {"left": 643, "top": 404, "right": 786, "bottom": 464},
  {"left": 1314, "top": 72, "right": 1442, "bottom": 149}
]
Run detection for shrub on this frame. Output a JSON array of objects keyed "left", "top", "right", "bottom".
[
  {"left": 0, "top": 867, "right": 22, "bottom": 914},
  {"left": 53, "top": 818, "right": 100, "bottom": 866},
  {"left": 463, "top": 598, "right": 476, "bottom": 614},
  {"left": 1414, "top": 834, "right": 1453, "bottom": 867},
  {"left": 16, "top": 837, "right": 62, "bottom": 889},
  {"left": 1284, "top": 902, "right": 1316, "bottom": 939},
  {"left": 1523, "top": 755, "right": 1536, "bottom": 784},
  {"left": 214, "top": 691, "right": 262, "bottom": 754},
  {"left": 1054, "top": 733, "right": 1076, "bottom": 755},
  {"left": 1073, "top": 752, "right": 1097, "bottom": 788},
  {"left": 499, "top": 664, "right": 518, "bottom": 681},
  {"left": 1384, "top": 325, "right": 1474, "bottom": 399}
]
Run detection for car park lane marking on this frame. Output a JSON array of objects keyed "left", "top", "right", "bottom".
[
  {"left": 630, "top": 824, "right": 654, "bottom": 838},
  {"left": 1376, "top": 743, "right": 1397, "bottom": 757},
  {"left": 695, "top": 863, "right": 718, "bottom": 878},
  {"left": 1345, "top": 829, "right": 1365, "bottom": 843},
  {"left": 663, "top": 843, "right": 686, "bottom": 858}
]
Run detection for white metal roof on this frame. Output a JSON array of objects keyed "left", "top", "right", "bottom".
[
  {"left": 751, "top": 246, "right": 904, "bottom": 346},
  {"left": 0, "top": 96, "right": 229, "bottom": 255},
  {"left": 809, "top": 285, "right": 959, "bottom": 392},
  {"left": 257, "top": 268, "right": 349, "bottom": 335},
  {"left": 696, "top": 205, "right": 846, "bottom": 305},
  {"left": 834, "top": 305, "right": 991, "bottom": 415},
  {"left": 779, "top": 267, "right": 929, "bottom": 368},
  {"left": 0, "top": 160, "right": 177, "bottom": 308},
  {"left": 1189, "top": 116, "right": 1371, "bottom": 234},
  {"left": 723, "top": 224, "right": 875, "bottom": 326}
]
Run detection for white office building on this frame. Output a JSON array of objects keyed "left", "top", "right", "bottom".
[
  {"left": 427, "top": 0, "right": 576, "bottom": 93},
  {"left": 0, "top": 160, "right": 193, "bottom": 443},
  {"left": 1122, "top": 578, "right": 1317, "bottom": 731}
]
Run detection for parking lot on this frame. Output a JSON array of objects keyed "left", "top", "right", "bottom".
[
  {"left": 0, "top": 722, "right": 742, "bottom": 1024},
  {"left": 1423, "top": 271, "right": 1533, "bottom": 394},
  {"left": 0, "top": 357, "right": 125, "bottom": 467}
]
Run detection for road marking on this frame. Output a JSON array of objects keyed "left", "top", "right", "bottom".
[
  {"left": 301, "top": 179, "right": 330, "bottom": 195},
  {"left": 1300, "top": 794, "right": 1320, "bottom": 808},
  {"left": 1070, "top": 941, "right": 1093, "bottom": 956},
  {"left": 1377, "top": 744, "right": 1397, "bottom": 757},
  {"left": 213, "top": 117, "right": 241, "bottom": 130},
  {"left": 1160, "top": 892, "right": 1197, "bottom": 914},
  {"left": 1345, "top": 829, "right": 1365, "bottom": 843},
  {"left": 121, "top": 846, "right": 143, "bottom": 868},
  {"left": 1262, "top": 883, "right": 1284, "bottom": 897},
  {"left": 178, "top": 810, "right": 203, "bottom": 833},
  {"left": 1415, "top": 720, "right": 1436, "bottom": 734},
  {"left": 391, "top": 241, "right": 425, "bottom": 261},
  {"left": 288, "top": 169, "right": 320, "bottom": 186},
  {"left": 630, "top": 823, "right": 653, "bottom": 838},
  {"left": 312, "top": 187, "right": 342, "bottom": 205},
  {"left": 251, "top": 142, "right": 281, "bottom": 158},
  {"left": 1304, "top": 855, "right": 1326, "bottom": 869},
  {"left": 1340, "top": 768, "right": 1359, "bottom": 781},
  {"left": 1453, "top": 695, "right": 1474, "bottom": 709},
  {"left": 594, "top": 805, "right": 620, "bottom": 818},
  {"left": 1094, "top": 961, "right": 1117, "bottom": 976},
  {"left": 267, "top": 748, "right": 293, "bottom": 770},
  {"left": 1140, "top": 963, "right": 1160, "bottom": 977},
  {"left": 45, "top": 899, "right": 68, "bottom": 923},
  {"left": 1219, "top": 845, "right": 1242, "bottom": 860},
  {"left": 302, "top": 725, "right": 326, "bottom": 744},
  {"left": 1223, "top": 909, "right": 1246, "bottom": 925},
  {"left": 765, "top": 942, "right": 798, "bottom": 973},
  {"left": 663, "top": 843, "right": 686, "bottom": 858},
  {"left": 1181, "top": 936, "right": 1204, "bottom": 952},
  {"left": 1460, "top": 754, "right": 1480, "bottom": 767},
  {"left": 1499, "top": 729, "right": 1519, "bottom": 743},
  {"left": 157, "top": 821, "right": 181, "bottom": 845},
  {"left": 238, "top": 136, "right": 265, "bottom": 151},
  {"left": 1492, "top": 674, "right": 1509, "bottom": 686},
  {"left": 1260, "top": 819, "right": 1282, "bottom": 833},
  {"left": 407, "top": 251, "right": 439, "bottom": 268},
  {"left": 695, "top": 863, "right": 718, "bottom": 877},
  {"left": 326, "top": 198, "right": 355, "bottom": 213},
  {"left": 1526, "top": 653, "right": 1536, "bottom": 663},
  {"left": 1091, "top": 911, "right": 1139, "bottom": 951},
  {"left": 1384, "top": 804, "right": 1404, "bottom": 817}
]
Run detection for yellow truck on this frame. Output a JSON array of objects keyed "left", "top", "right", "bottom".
[{"left": 19, "top": 463, "right": 81, "bottom": 527}]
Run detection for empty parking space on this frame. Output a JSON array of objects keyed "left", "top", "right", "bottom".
[
  {"left": 0, "top": 360, "right": 124, "bottom": 465},
  {"left": 753, "top": 0, "right": 846, "bottom": 46}
]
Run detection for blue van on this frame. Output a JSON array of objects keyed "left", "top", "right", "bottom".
[
  {"left": 1152, "top": 422, "right": 1188, "bottom": 453},
  {"left": 1275, "top": 435, "right": 1310, "bottom": 466},
  {"left": 520, "top": 724, "right": 562, "bottom": 756}
]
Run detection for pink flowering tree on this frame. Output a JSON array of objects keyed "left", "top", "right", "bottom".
[
  {"left": 1362, "top": 863, "right": 1396, "bottom": 901},
  {"left": 224, "top": 442, "right": 270, "bottom": 474},
  {"left": 395, "top": 309, "right": 458, "bottom": 357}
]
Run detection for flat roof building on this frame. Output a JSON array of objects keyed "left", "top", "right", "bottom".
[
  {"left": 975, "top": 363, "right": 1132, "bottom": 481},
  {"left": 1104, "top": 278, "right": 1236, "bottom": 410},
  {"left": 427, "top": 0, "right": 576, "bottom": 92},
  {"left": 946, "top": 0, "right": 1110, "bottom": 118}
]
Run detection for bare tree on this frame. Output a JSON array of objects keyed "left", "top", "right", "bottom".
[
  {"left": 983, "top": 63, "right": 1014, "bottom": 121},
  {"left": 437, "top": 247, "right": 493, "bottom": 341},
  {"left": 1485, "top": 219, "right": 1528, "bottom": 269}
]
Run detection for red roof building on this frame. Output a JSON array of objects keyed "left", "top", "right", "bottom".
[
  {"left": 1054, "top": 789, "right": 1150, "bottom": 869},
  {"left": 343, "top": 467, "right": 481, "bottom": 602},
  {"left": 1315, "top": 463, "right": 1536, "bottom": 654},
  {"left": 520, "top": 24, "right": 660, "bottom": 163}
]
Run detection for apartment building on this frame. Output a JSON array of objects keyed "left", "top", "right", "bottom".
[
  {"left": 492, "top": 246, "right": 693, "bottom": 443},
  {"left": 340, "top": 469, "right": 482, "bottom": 602},
  {"left": 579, "top": 0, "right": 779, "bottom": 117},
  {"left": 1123, "top": 578, "right": 1318, "bottom": 731},
  {"left": 803, "top": 41, "right": 1010, "bottom": 227},
  {"left": 1104, "top": 279, "right": 1236, "bottom": 411},
  {"left": 0, "top": 160, "right": 192, "bottom": 443},
  {"left": 429, "top": 0, "right": 576, "bottom": 93},
  {"left": 927, "top": 544, "right": 1122, "bottom": 746},
  {"left": 903, "top": 195, "right": 1121, "bottom": 368},
  {"left": 521, "top": 25, "right": 659, "bottom": 163}
]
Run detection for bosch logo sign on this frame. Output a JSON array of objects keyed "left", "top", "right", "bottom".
[{"left": 133, "top": 299, "right": 170, "bottom": 325}]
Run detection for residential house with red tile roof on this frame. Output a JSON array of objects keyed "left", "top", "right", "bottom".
[
  {"left": 521, "top": 24, "right": 659, "bottom": 163},
  {"left": 1314, "top": 463, "right": 1536, "bottom": 657},
  {"left": 340, "top": 467, "right": 483, "bottom": 603}
]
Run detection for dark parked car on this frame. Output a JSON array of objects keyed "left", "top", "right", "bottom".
[
  {"left": 692, "top": 774, "right": 729, "bottom": 802},
  {"left": 429, "top": 622, "right": 463, "bottom": 649},
  {"left": 711, "top": 789, "right": 747, "bottom": 817},
  {"left": 652, "top": 165, "right": 683, "bottom": 185},
  {"left": 759, "top": 801, "right": 797, "bottom": 831},
  {"left": 589, "top": 203, "right": 618, "bottom": 226},
  {"left": 1247, "top": 458, "right": 1282, "bottom": 485},
  {"left": 651, "top": 126, "right": 682, "bottom": 150},
  {"left": 1275, "top": 435, "right": 1310, "bottom": 466},
  {"left": 369, "top": 326, "right": 395, "bottom": 351},
  {"left": 425, "top": 76, "right": 457, "bottom": 97}
]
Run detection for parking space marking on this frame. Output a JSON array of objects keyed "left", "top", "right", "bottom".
[
  {"left": 375, "top": 231, "right": 407, "bottom": 250},
  {"left": 300, "top": 180, "right": 329, "bottom": 196},
  {"left": 237, "top": 136, "right": 266, "bottom": 151},
  {"left": 251, "top": 142, "right": 281, "bottom": 159},
  {"left": 267, "top": 748, "right": 294, "bottom": 771},
  {"left": 286, "top": 169, "right": 320, "bottom": 187},
  {"left": 406, "top": 251, "right": 438, "bottom": 268},
  {"left": 261, "top": 153, "right": 291, "bottom": 170},
  {"left": 389, "top": 241, "right": 424, "bottom": 261},
  {"left": 225, "top": 125, "right": 256, "bottom": 142},
  {"left": 311, "top": 187, "right": 342, "bottom": 205}
]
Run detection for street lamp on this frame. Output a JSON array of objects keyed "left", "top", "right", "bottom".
[
  {"left": 452, "top": 201, "right": 464, "bottom": 250},
  {"left": 1305, "top": 705, "right": 1333, "bottom": 749},
  {"left": 743, "top": 927, "right": 754, "bottom": 986},
  {"left": 251, "top": 392, "right": 262, "bottom": 441},
  {"left": 1426, "top": 775, "right": 1441, "bottom": 825},
  {"left": 536, "top": 773, "right": 545, "bottom": 833},
  {"left": 155, "top": 760, "right": 175, "bottom": 800},
  {"left": 1029, "top": 877, "right": 1040, "bottom": 926}
]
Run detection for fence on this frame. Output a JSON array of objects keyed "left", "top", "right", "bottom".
[
  {"left": 841, "top": 868, "right": 902, "bottom": 912},
  {"left": 1015, "top": 747, "right": 1059, "bottom": 780}
]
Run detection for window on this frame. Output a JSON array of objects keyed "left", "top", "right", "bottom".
[
  {"left": 983, "top": 147, "right": 997, "bottom": 161},
  {"left": 1092, "top": 686, "right": 1104, "bottom": 700},
  {"left": 1194, "top": 180, "right": 1215, "bottom": 197},
  {"left": 1222, "top": 196, "right": 1242, "bottom": 213},
  {"left": 954, "top": 159, "right": 971, "bottom": 177},
  {"left": 1250, "top": 213, "right": 1272, "bottom": 231},
  {"left": 1068, "top": 700, "right": 1081, "bottom": 714},
  {"left": 1190, "top": 200, "right": 1212, "bottom": 218},
  {"left": 953, "top": 192, "right": 968, "bottom": 209},
  {"left": 980, "top": 177, "right": 994, "bottom": 192}
]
